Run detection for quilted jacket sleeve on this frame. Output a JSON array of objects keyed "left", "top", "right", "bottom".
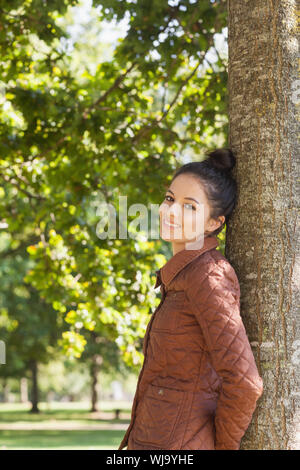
[{"left": 187, "top": 259, "right": 264, "bottom": 450}]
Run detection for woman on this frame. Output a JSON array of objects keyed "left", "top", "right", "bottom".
[{"left": 118, "top": 148, "right": 263, "bottom": 450}]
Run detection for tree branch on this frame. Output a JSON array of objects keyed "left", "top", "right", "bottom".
[
  {"left": 82, "top": 61, "right": 138, "bottom": 119},
  {"left": 2, "top": 173, "right": 46, "bottom": 200},
  {"left": 132, "top": 60, "right": 202, "bottom": 144}
]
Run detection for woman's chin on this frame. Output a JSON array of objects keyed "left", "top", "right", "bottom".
[{"left": 160, "top": 229, "right": 184, "bottom": 242}]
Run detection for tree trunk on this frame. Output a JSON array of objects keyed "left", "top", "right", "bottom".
[
  {"left": 90, "top": 359, "right": 98, "bottom": 412},
  {"left": 227, "top": 0, "right": 299, "bottom": 449},
  {"left": 29, "top": 360, "right": 40, "bottom": 413},
  {"left": 90, "top": 352, "right": 103, "bottom": 412}
]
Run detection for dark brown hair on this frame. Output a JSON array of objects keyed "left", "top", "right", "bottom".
[{"left": 170, "top": 148, "right": 238, "bottom": 237}]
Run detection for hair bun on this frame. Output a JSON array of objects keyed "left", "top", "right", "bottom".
[{"left": 204, "top": 148, "right": 236, "bottom": 172}]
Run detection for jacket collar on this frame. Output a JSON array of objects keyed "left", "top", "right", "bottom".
[{"left": 154, "top": 235, "right": 219, "bottom": 288}]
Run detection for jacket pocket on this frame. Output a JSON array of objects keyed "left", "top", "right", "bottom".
[
  {"left": 151, "top": 291, "right": 186, "bottom": 334},
  {"left": 132, "top": 384, "right": 185, "bottom": 448}
]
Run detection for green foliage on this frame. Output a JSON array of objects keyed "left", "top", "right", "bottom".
[
  {"left": 0, "top": 0, "right": 229, "bottom": 370},
  {"left": 0, "top": 233, "right": 64, "bottom": 379}
]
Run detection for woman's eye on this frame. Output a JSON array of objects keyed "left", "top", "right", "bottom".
[
  {"left": 184, "top": 203, "right": 196, "bottom": 211},
  {"left": 164, "top": 196, "right": 195, "bottom": 211}
]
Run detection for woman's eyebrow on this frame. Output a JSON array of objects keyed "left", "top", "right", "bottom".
[
  {"left": 185, "top": 197, "right": 199, "bottom": 204},
  {"left": 166, "top": 188, "right": 199, "bottom": 205}
]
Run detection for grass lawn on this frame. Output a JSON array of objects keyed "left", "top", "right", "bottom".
[
  {"left": 0, "top": 429, "right": 125, "bottom": 450},
  {"left": 0, "top": 401, "right": 132, "bottom": 450}
]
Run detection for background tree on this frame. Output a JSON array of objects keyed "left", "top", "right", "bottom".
[
  {"left": 79, "top": 330, "right": 127, "bottom": 412},
  {"left": 0, "top": 0, "right": 228, "bottom": 369},
  {"left": 0, "top": 233, "right": 65, "bottom": 412}
]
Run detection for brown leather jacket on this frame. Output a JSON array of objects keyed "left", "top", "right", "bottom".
[{"left": 118, "top": 235, "right": 263, "bottom": 450}]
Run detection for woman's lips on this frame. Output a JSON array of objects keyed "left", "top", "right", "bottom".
[{"left": 162, "top": 217, "right": 181, "bottom": 228}]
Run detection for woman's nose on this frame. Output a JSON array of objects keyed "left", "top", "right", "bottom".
[{"left": 168, "top": 202, "right": 182, "bottom": 217}]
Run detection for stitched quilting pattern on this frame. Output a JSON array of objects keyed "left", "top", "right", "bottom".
[{"left": 118, "top": 240, "right": 263, "bottom": 451}]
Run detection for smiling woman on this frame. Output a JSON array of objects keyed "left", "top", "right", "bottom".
[
  {"left": 159, "top": 178, "right": 217, "bottom": 254},
  {"left": 159, "top": 148, "right": 237, "bottom": 255},
  {"left": 119, "top": 148, "right": 264, "bottom": 451}
]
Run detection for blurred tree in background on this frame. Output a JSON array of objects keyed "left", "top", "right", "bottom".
[{"left": 0, "top": 0, "right": 228, "bottom": 408}]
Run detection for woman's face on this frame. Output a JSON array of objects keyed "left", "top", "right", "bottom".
[{"left": 159, "top": 173, "right": 224, "bottom": 252}]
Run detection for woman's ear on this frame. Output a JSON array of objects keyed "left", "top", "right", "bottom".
[
  {"left": 218, "top": 215, "right": 225, "bottom": 228},
  {"left": 207, "top": 216, "right": 224, "bottom": 232}
]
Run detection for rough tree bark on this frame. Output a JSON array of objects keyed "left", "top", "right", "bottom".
[{"left": 226, "top": 0, "right": 299, "bottom": 449}]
